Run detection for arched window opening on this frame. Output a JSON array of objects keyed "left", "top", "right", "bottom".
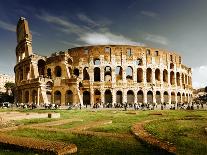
[
  {"left": 155, "top": 69, "right": 160, "bottom": 81},
  {"left": 105, "top": 66, "right": 112, "bottom": 82},
  {"left": 170, "top": 71, "right": 175, "bottom": 85},
  {"left": 137, "top": 68, "right": 143, "bottom": 83},
  {"left": 104, "top": 89, "right": 112, "bottom": 104},
  {"left": 47, "top": 68, "right": 52, "bottom": 78},
  {"left": 170, "top": 63, "right": 174, "bottom": 69},
  {"left": 126, "top": 66, "right": 133, "bottom": 80},
  {"left": 26, "top": 67, "right": 30, "bottom": 80},
  {"left": 94, "top": 58, "right": 101, "bottom": 65},
  {"left": 55, "top": 66, "right": 62, "bottom": 77},
  {"left": 147, "top": 91, "right": 153, "bottom": 104},
  {"left": 177, "top": 92, "right": 181, "bottom": 103},
  {"left": 171, "top": 92, "right": 176, "bottom": 103},
  {"left": 115, "top": 66, "right": 123, "bottom": 80},
  {"left": 38, "top": 59, "right": 46, "bottom": 77},
  {"left": 176, "top": 72, "right": 180, "bottom": 86},
  {"left": 94, "top": 67, "right": 100, "bottom": 81},
  {"left": 83, "top": 67, "right": 90, "bottom": 80},
  {"left": 73, "top": 68, "right": 79, "bottom": 77},
  {"left": 147, "top": 68, "right": 152, "bottom": 82},
  {"left": 156, "top": 91, "right": 161, "bottom": 104},
  {"left": 163, "top": 69, "right": 168, "bottom": 83},
  {"left": 116, "top": 91, "right": 122, "bottom": 104}
]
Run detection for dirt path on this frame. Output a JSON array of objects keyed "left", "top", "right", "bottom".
[{"left": 131, "top": 120, "right": 176, "bottom": 154}]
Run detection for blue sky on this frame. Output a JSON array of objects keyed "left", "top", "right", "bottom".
[{"left": 0, "top": 0, "right": 207, "bottom": 88}]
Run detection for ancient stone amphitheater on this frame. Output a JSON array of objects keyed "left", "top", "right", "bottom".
[{"left": 14, "top": 17, "right": 193, "bottom": 106}]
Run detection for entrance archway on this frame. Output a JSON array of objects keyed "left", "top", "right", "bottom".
[
  {"left": 83, "top": 91, "right": 90, "bottom": 105},
  {"left": 156, "top": 91, "right": 161, "bottom": 104},
  {"left": 164, "top": 91, "right": 169, "bottom": 103},
  {"left": 127, "top": 90, "right": 134, "bottom": 104},
  {"left": 116, "top": 91, "right": 122, "bottom": 104},
  {"left": 137, "top": 90, "right": 143, "bottom": 103},
  {"left": 54, "top": 91, "right": 61, "bottom": 105},
  {"left": 104, "top": 89, "right": 112, "bottom": 104},
  {"left": 65, "top": 90, "right": 73, "bottom": 105},
  {"left": 147, "top": 91, "right": 153, "bottom": 104}
]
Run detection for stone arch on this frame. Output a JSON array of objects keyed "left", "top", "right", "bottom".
[
  {"left": 115, "top": 66, "right": 123, "bottom": 80},
  {"left": 176, "top": 72, "right": 180, "bottom": 86},
  {"left": 137, "top": 90, "right": 143, "bottom": 103},
  {"left": 147, "top": 68, "right": 152, "bottom": 82},
  {"left": 83, "top": 91, "right": 90, "bottom": 105},
  {"left": 156, "top": 91, "right": 161, "bottom": 104},
  {"left": 105, "top": 89, "right": 112, "bottom": 104},
  {"left": 83, "top": 67, "right": 90, "bottom": 80},
  {"left": 73, "top": 68, "right": 79, "bottom": 77},
  {"left": 171, "top": 92, "right": 176, "bottom": 103},
  {"left": 147, "top": 91, "right": 153, "bottom": 104},
  {"left": 116, "top": 91, "right": 122, "bottom": 104},
  {"left": 54, "top": 66, "right": 62, "bottom": 77},
  {"left": 94, "top": 58, "right": 101, "bottom": 65},
  {"left": 32, "top": 90, "right": 37, "bottom": 104},
  {"left": 177, "top": 92, "right": 181, "bottom": 103},
  {"left": 104, "top": 66, "right": 112, "bottom": 82},
  {"left": 170, "top": 71, "right": 175, "bottom": 85},
  {"left": 54, "top": 90, "right": 61, "bottom": 105},
  {"left": 155, "top": 69, "right": 160, "bottom": 81},
  {"left": 38, "top": 59, "right": 46, "bottom": 77},
  {"left": 94, "top": 89, "right": 101, "bottom": 103},
  {"left": 65, "top": 90, "right": 73, "bottom": 105},
  {"left": 164, "top": 91, "right": 169, "bottom": 103},
  {"left": 127, "top": 90, "right": 134, "bottom": 104},
  {"left": 47, "top": 68, "right": 52, "bottom": 78},
  {"left": 24, "top": 91, "right": 29, "bottom": 103},
  {"left": 94, "top": 67, "right": 100, "bottom": 81},
  {"left": 163, "top": 69, "right": 168, "bottom": 83},
  {"left": 137, "top": 68, "right": 143, "bottom": 83},
  {"left": 126, "top": 66, "right": 133, "bottom": 80}
]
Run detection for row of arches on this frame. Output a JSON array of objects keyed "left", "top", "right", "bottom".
[{"left": 52, "top": 90, "right": 192, "bottom": 105}]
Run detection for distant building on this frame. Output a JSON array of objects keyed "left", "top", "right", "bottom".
[{"left": 0, "top": 74, "right": 15, "bottom": 92}]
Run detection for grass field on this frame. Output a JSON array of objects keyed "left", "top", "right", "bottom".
[{"left": 0, "top": 108, "right": 206, "bottom": 155}]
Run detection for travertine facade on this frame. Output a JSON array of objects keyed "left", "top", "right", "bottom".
[{"left": 14, "top": 17, "right": 193, "bottom": 106}]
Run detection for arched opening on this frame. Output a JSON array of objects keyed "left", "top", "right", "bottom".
[
  {"left": 73, "top": 68, "right": 79, "bottom": 77},
  {"left": 170, "top": 71, "right": 175, "bottom": 85},
  {"left": 185, "top": 75, "right": 187, "bottom": 84},
  {"left": 177, "top": 92, "right": 181, "bottom": 103},
  {"left": 46, "top": 81, "right": 53, "bottom": 90},
  {"left": 94, "top": 67, "right": 100, "bottom": 81},
  {"left": 186, "top": 94, "right": 189, "bottom": 102},
  {"left": 137, "top": 68, "right": 143, "bottom": 83},
  {"left": 47, "top": 68, "right": 52, "bottom": 78},
  {"left": 94, "top": 58, "right": 101, "bottom": 65},
  {"left": 65, "top": 90, "right": 73, "bottom": 105},
  {"left": 55, "top": 66, "right": 62, "bottom": 77},
  {"left": 83, "top": 91, "right": 90, "bottom": 105},
  {"left": 46, "top": 91, "right": 52, "bottom": 104},
  {"left": 164, "top": 91, "right": 169, "bottom": 103},
  {"left": 182, "top": 93, "right": 186, "bottom": 103},
  {"left": 25, "top": 67, "right": 30, "bottom": 80},
  {"left": 25, "top": 91, "right": 29, "bottom": 103},
  {"left": 137, "top": 90, "right": 143, "bottom": 103},
  {"left": 83, "top": 67, "right": 90, "bottom": 80},
  {"left": 156, "top": 91, "right": 161, "bottom": 104},
  {"left": 105, "top": 66, "right": 112, "bottom": 82},
  {"left": 115, "top": 66, "right": 123, "bottom": 80},
  {"left": 127, "top": 90, "right": 134, "bottom": 104},
  {"left": 163, "top": 69, "right": 168, "bottom": 83},
  {"left": 38, "top": 59, "right": 46, "bottom": 77},
  {"left": 170, "top": 63, "right": 174, "bottom": 69},
  {"left": 54, "top": 91, "right": 61, "bottom": 105},
  {"left": 182, "top": 73, "right": 184, "bottom": 85},
  {"left": 147, "top": 91, "right": 153, "bottom": 104},
  {"left": 94, "top": 89, "right": 101, "bottom": 103},
  {"left": 171, "top": 92, "right": 176, "bottom": 103},
  {"left": 104, "top": 89, "right": 112, "bottom": 104},
  {"left": 155, "top": 69, "right": 160, "bottom": 81},
  {"left": 126, "top": 66, "right": 133, "bottom": 80},
  {"left": 176, "top": 72, "right": 180, "bottom": 86},
  {"left": 32, "top": 90, "right": 37, "bottom": 104},
  {"left": 147, "top": 68, "right": 152, "bottom": 82},
  {"left": 116, "top": 91, "right": 122, "bottom": 104}
]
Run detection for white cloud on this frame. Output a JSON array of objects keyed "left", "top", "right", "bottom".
[
  {"left": 77, "top": 13, "right": 99, "bottom": 28},
  {"left": 0, "top": 20, "right": 16, "bottom": 32},
  {"left": 80, "top": 32, "right": 145, "bottom": 46},
  {"left": 192, "top": 65, "right": 207, "bottom": 88},
  {"left": 144, "top": 33, "right": 169, "bottom": 45},
  {"left": 38, "top": 12, "right": 144, "bottom": 46},
  {"left": 141, "top": 11, "right": 158, "bottom": 19}
]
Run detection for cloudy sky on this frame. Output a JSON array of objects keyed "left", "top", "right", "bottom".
[{"left": 0, "top": 0, "right": 207, "bottom": 88}]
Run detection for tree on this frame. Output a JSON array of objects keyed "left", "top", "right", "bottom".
[{"left": 4, "top": 82, "right": 15, "bottom": 95}]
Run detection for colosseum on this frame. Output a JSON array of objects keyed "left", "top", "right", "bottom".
[{"left": 14, "top": 17, "right": 193, "bottom": 107}]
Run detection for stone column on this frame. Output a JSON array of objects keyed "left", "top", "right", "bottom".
[
  {"left": 123, "top": 67, "right": 127, "bottom": 83},
  {"left": 90, "top": 88, "right": 94, "bottom": 106},
  {"left": 168, "top": 91, "right": 171, "bottom": 104},
  {"left": 123, "top": 89, "right": 127, "bottom": 103},
  {"left": 134, "top": 91, "right": 137, "bottom": 104},
  {"left": 161, "top": 91, "right": 164, "bottom": 104},
  {"left": 101, "top": 89, "right": 105, "bottom": 105},
  {"left": 37, "top": 87, "right": 40, "bottom": 106},
  {"left": 111, "top": 68, "right": 115, "bottom": 83},
  {"left": 153, "top": 91, "right": 156, "bottom": 104},
  {"left": 112, "top": 89, "right": 116, "bottom": 106},
  {"left": 143, "top": 68, "right": 147, "bottom": 85},
  {"left": 133, "top": 67, "right": 137, "bottom": 83},
  {"left": 100, "top": 67, "right": 104, "bottom": 82},
  {"left": 144, "top": 90, "right": 147, "bottom": 104}
]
